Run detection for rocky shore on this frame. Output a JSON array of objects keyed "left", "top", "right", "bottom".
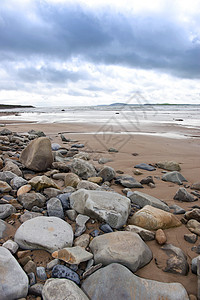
[{"left": 0, "top": 126, "right": 200, "bottom": 299}]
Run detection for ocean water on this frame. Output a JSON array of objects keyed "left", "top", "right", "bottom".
[{"left": 0, "top": 104, "right": 200, "bottom": 138}]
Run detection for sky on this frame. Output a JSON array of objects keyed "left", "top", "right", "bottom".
[{"left": 0, "top": 0, "right": 200, "bottom": 106}]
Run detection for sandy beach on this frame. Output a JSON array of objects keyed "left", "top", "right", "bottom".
[{"left": 1, "top": 118, "right": 200, "bottom": 298}]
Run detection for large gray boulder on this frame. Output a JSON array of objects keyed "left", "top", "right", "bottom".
[
  {"left": 82, "top": 263, "right": 189, "bottom": 300},
  {"left": 69, "top": 159, "right": 96, "bottom": 179},
  {"left": 20, "top": 137, "right": 53, "bottom": 171},
  {"left": 42, "top": 278, "right": 89, "bottom": 300},
  {"left": 127, "top": 191, "right": 169, "bottom": 211},
  {"left": 14, "top": 216, "right": 73, "bottom": 253},
  {"left": 70, "top": 189, "right": 131, "bottom": 229},
  {"left": 89, "top": 231, "right": 152, "bottom": 272},
  {"left": 0, "top": 247, "right": 28, "bottom": 300}
]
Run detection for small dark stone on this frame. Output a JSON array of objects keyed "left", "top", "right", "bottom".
[
  {"left": 184, "top": 234, "right": 198, "bottom": 244},
  {"left": 140, "top": 176, "right": 154, "bottom": 185},
  {"left": 132, "top": 153, "right": 139, "bottom": 156},
  {"left": 28, "top": 272, "right": 36, "bottom": 286},
  {"left": 90, "top": 229, "right": 100, "bottom": 237},
  {"left": 71, "top": 144, "right": 84, "bottom": 148},
  {"left": 57, "top": 193, "right": 71, "bottom": 210},
  {"left": 100, "top": 224, "right": 113, "bottom": 233},
  {"left": 134, "top": 163, "right": 156, "bottom": 171},
  {"left": 52, "top": 265, "right": 80, "bottom": 285},
  {"left": 28, "top": 283, "right": 44, "bottom": 296}
]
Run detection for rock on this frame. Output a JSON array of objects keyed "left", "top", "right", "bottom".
[
  {"left": 70, "top": 189, "right": 131, "bottom": 229},
  {"left": 71, "top": 143, "right": 84, "bottom": 148},
  {"left": 134, "top": 163, "right": 156, "bottom": 171},
  {"left": 75, "top": 214, "right": 90, "bottom": 237},
  {"left": 88, "top": 176, "right": 103, "bottom": 184},
  {"left": 20, "top": 211, "right": 42, "bottom": 223},
  {"left": 73, "top": 152, "right": 90, "bottom": 160},
  {"left": 125, "top": 224, "right": 155, "bottom": 241},
  {"left": 20, "top": 137, "right": 53, "bottom": 171},
  {"left": 43, "top": 187, "right": 62, "bottom": 199},
  {"left": 29, "top": 175, "right": 59, "bottom": 191},
  {"left": 28, "top": 272, "right": 36, "bottom": 286},
  {"left": 191, "top": 182, "right": 200, "bottom": 190},
  {"left": 140, "top": 176, "right": 155, "bottom": 185},
  {"left": 51, "top": 143, "right": 61, "bottom": 151},
  {"left": 82, "top": 263, "right": 102, "bottom": 279},
  {"left": 64, "top": 172, "right": 80, "bottom": 188},
  {"left": 100, "top": 223, "right": 113, "bottom": 233},
  {"left": 77, "top": 180, "right": 99, "bottom": 190},
  {"left": 42, "top": 278, "right": 89, "bottom": 300},
  {"left": 98, "top": 157, "right": 113, "bottom": 164},
  {"left": 52, "top": 161, "right": 70, "bottom": 172},
  {"left": 46, "top": 259, "right": 60, "bottom": 271},
  {"left": 170, "top": 204, "right": 185, "bottom": 214},
  {"left": 0, "top": 247, "right": 28, "bottom": 300},
  {"left": 155, "top": 229, "right": 167, "bottom": 245},
  {"left": 14, "top": 216, "right": 74, "bottom": 253},
  {"left": 28, "top": 129, "right": 46, "bottom": 137},
  {"left": 0, "top": 204, "right": 16, "bottom": 219},
  {"left": 57, "top": 193, "right": 71, "bottom": 210},
  {"left": 18, "top": 192, "right": 46, "bottom": 210},
  {"left": 185, "top": 208, "right": 200, "bottom": 221},
  {"left": 108, "top": 147, "right": 118, "bottom": 153},
  {"left": 51, "top": 265, "right": 80, "bottom": 285},
  {"left": 129, "top": 205, "right": 181, "bottom": 230},
  {"left": 97, "top": 166, "right": 116, "bottom": 182},
  {"left": 0, "top": 219, "right": 15, "bottom": 239},
  {"left": 162, "top": 171, "right": 187, "bottom": 185},
  {"left": 0, "top": 128, "right": 12, "bottom": 135},
  {"left": 3, "top": 160, "right": 22, "bottom": 177},
  {"left": 2, "top": 239, "right": 19, "bottom": 254},
  {"left": 66, "top": 209, "right": 77, "bottom": 221},
  {"left": 157, "top": 161, "right": 181, "bottom": 171},
  {"left": 187, "top": 219, "right": 200, "bottom": 236},
  {"left": 0, "top": 180, "right": 12, "bottom": 193},
  {"left": 47, "top": 198, "right": 64, "bottom": 219},
  {"left": 184, "top": 233, "right": 198, "bottom": 244},
  {"left": 160, "top": 244, "right": 189, "bottom": 275},
  {"left": 133, "top": 169, "right": 143, "bottom": 175},
  {"left": 74, "top": 234, "right": 90, "bottom": 248},
  {"left": 115, "top": 175, "right": 143, "bottom": 188},
  {"left": 82, "top": 263, "right": 189, "bottom": 300},
  {"left": 127, "top": 191, "right": 169, "bottom": 211},
  {"left": 10, "top": 176, "right": 28, "bottom": 189},
  {"left": 36, "top": 266, "right": 47, "bottom": 281},
  {"left": 24, "top": 260, "right": 36, "bottom": 274},
  {"left": 52, "top": 246, "right": 93, "bottom": 264},
  {"left": 29, "top": 283, "right": 43, "bottom": 296},
  {"left": 89, "top": 231, "right": 152, "bottom": 272},
  {"left": 0, "top": 171, "right": 17, "bottom": 183},
  {"left": 70, "top": 158, "right": 96, "bottom": 179},
  {"left": 174, "top": 187, "right": 196, "bottom": 202},
  {"left": 17, "top": 184, "right": 32, "bottom": 196},
  {"left": 191, "top": 256, "right": 200, "bottom": 274}
]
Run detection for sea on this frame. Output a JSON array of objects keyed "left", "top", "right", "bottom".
[{"left": 0, "top": 104, "right": 200, "bottom": 139}]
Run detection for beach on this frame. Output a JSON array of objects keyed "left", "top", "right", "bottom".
[{"left": 0, "top": 112, "right": 200, "bottom": 299}]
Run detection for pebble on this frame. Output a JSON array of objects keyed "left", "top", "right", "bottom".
[
  {"left": 52, "top": 265, "right": 80, "bottom": 285},
  {"left": 2, "top": 239, "right": 19, "bottom": 254},
  {"left": 36, "top": 266, "right": 47, "bottom": 281},
  {"left": 155, "top": 229, "right": 167, "bottom": 245}
]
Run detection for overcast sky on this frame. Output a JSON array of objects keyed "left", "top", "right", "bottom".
[{"left": 0, "top": 0, "right": 199, "bottom": 106}]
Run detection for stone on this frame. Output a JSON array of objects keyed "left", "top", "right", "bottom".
[
  {"left": 29, "top": 175, "right": 59, "bottom": 191},
  {"left": 71, "top": 143, "right": 84, "bottom": 148},
  {"left": 74, "top": 234, "right": 90, "bottom": 248},
  {"left": 191, "top": 256, "right": 200, "bottom": 274},
  {"left": 52, "top": 161, "right": 70, "bottom": 172},
  {"left": 42, "top": 278, "right": 89, "bottom": 300},
  {"left": 20, "top": 211, "right": 42, "bottom": 223},
  {"left": 0, "top": 219, "right": 15, "bottom": 239},
  {"left": 10, "top": 176, "right": 28, "bottom": 190},
  {"left": 0, "top": 128, "right": 12, "bottom": 135},
  {"left": 66, "top": 209, "right": 77, "bottom": 221},
  {"left": 57, "top": 193, "right": 71, "bottom": 210},
  {"left": 28, "top": 272, "right": 36, "bottom": 286},
  {"left": 51, "top": 265, "right": 80, "bottom": 285},
  {"left": 127, "top": 191, "right": 170, "bottom": 211},
  {"left": 140, "top": 176, "right": 155, "bottom": 185},
  {"left": 134, "top": 163, "right": 156, "bottom": 171},
  {"left": 75, "top": 214, "right": 90, "bottom": 237},
  {"left": 88, "top": 176, "right": 103, "bottom": 184},
  {"left": 155, "top": 229, "right": 167, "bottom": 245},
  {"left": 170, "top": 204, "right": 185, "bottom": 214},
  {"left": 24, "top": 260, "right": 37, "bottom": 274},
  {"left": 125, "top": 224, "right": 155, "bottom": 241},
  {"left": 159, "top": 244, "right": 189, "bottom": 275},
  {"left": 20, "top": 137, "right": 53, "bottom": 171},
  {"left": 97, "top": 166, "right": 116, "bottom": 182},
  {"left": 98, "top": 157, "right": 113, "bottom": 164},
  {"left": 133, "top": 169, "right": 143, "bottom": 175},
  {"left": 162, "top": 171, "right": 187, "bottom": 185},
  {"left": 14, "top": 216, "right": 74, "bottom": 253},
  {"left": 17, "top": 184, "right": 32, "bottom": 196},
  {"left": 18, "top": 192, "right": 46, "bottom": 210},
  {"left": 52, "top": 246, "right": 93, "bottom": 264},
  {"left": 174, "top": 187, "right": 196, "bottom": 202},
  {"left": 184, "top": 233, "right": 198, "bottom": 243},
  {"left": 108, "top": 147, "right": 118, "bottom": 152},
  {"left": 115, "top": 174, "right": 143, "bottom": 188},
  {"left": 43, "top": 187, "right": 62, "bottom": 199},
  {"left": 73, "top": 152, "right": 90, "bottom": 160},
  {"left": 69, "top": 158, "right": 96, "bottom": 179},
  {"left": 28, "top": 129, "right": 45, "bottom": 137},
  {"left": 29, "top": 283, "right": 43, "bottom": 296},
  {"left": 157, "top": 161, "right": 181, "bottom": 171},
  {"left": 0, "top": 171, "right": 17, "bottom": 183},
  {"left": 3, "top": 160, "right": 22, "bottom": 177},
  {"left": 77, "top": 180, "right": 99, "bottom": 190},
  {"left": 36, "top": 266, "right": 47, "bottom": 281},
  {"left": 70, "top": 189, "right": 131, "bottom": 229},
  {"left": 185, "top": 208, "right": 200, "bottom": 221},
  {"left": 0, "top": 204, "right": 16, "bottom": 219},
  {"left": 0, "top": 180, "right": 12, "bottom": 193},
  {"left": 191, "top": 182, "right": 200, "bottom": 190},
  {"left": 51, "top": 143, "right": 61, "bottom": 151},
  {"left": 0, "top": 247, "right": 28, "bottom": 300},
  {"left": 187, "top": 219, "right": 200, "bottom": 236},
  {"left": 47, "top": 197, "right": 64, "bottom": 219},
  {"left": 99, "top": 223, "right": 113, "bottom": 233},
  {"left": 2, "top": 239, "right": 19, "bottom": 254},
  {"left": 89, "top": 231, "right": 152, "bottom": 272},
  {"left": 82, "top": 263, "right": 189, "bottom": 300},
  {"left": 64, "top": 172, "right": 80, "bottom": 188},
  {"left": 129, "top": 205, "right": 181, "bottom": 230},
  {"left": 82, "top": 263, "right": 102, "bottom": 279},
  {"left": 46, "top": 259, "right": 60, "bottom": 271}
]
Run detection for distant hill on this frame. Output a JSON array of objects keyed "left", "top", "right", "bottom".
[{"left": 0, "top": 104, "right": 35, "bottom": 109}]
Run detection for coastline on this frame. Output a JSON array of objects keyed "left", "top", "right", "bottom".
[{"left": 1, "top": 120, "right": 200, "bottom": 297}]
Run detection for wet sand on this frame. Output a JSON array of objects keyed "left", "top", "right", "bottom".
[{"left": 2, "top": 120, "right": 200, "bottom": 297}]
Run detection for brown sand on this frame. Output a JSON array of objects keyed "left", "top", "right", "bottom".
[{"left": 2, "top": 120, "right": 200, "bottom": 297}]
